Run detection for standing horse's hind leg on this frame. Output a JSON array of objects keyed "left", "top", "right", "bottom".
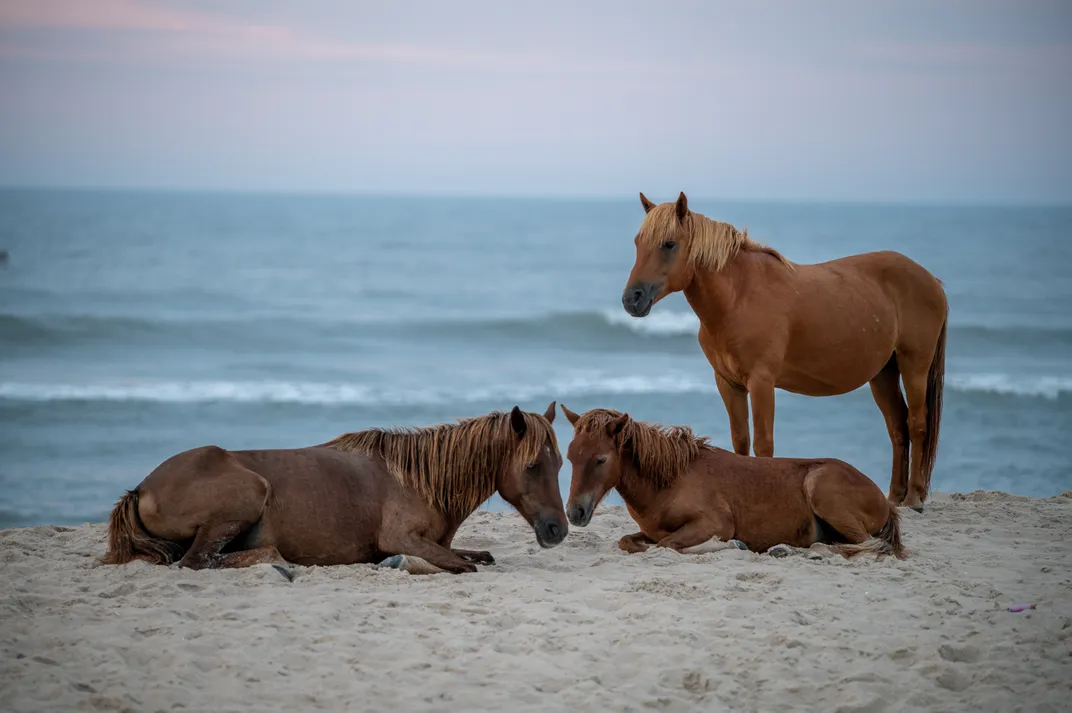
[
  {"left": 869, "top": 358, "right": 910, "bottom": 506},
  {"left": 900, "top": 367, "right": 930, "bottom": 512}
]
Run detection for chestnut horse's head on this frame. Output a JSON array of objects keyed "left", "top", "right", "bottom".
[
  {"left": 497, "top": 401, "right": 568, "bottom": 548},
  {"left": 622, "top": 191, "right": 695, "bottom": 317},
  {"left": 560, "top": 404, "right": 630, "bottom": 527}
]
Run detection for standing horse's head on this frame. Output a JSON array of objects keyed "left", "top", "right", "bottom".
[
  {"left": 560, "top": 404, "right": 630, "bottom": 527},
  {"left": 497, "top": 401, "right": 569, "bottom": 548},
  {"left": 622, "top": 191, "right": 694, "bottom": 317}
]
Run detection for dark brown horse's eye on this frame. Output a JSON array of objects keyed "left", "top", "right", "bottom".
[{"left": 662, "top": 240, "right": 677, "bottom": 250}]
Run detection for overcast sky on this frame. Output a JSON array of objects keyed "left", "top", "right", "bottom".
[{"left": 1, "top": 0, "right": 1069, "bottom": 203}]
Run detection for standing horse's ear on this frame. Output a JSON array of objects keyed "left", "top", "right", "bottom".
[
  {"left": 607, "top": 413, "right": 629, "bottom": 436},
  {"left": 640, "top": 192, "right": 656, "bottom": 214},
  {"left": 510, "top": 405, "right": 527, "bottom": 438},
  {"left": 675, "top": 192, "right": 689, "bottom": 222},
  {"left": 543, "top": 401, "right": 556, "bottom": 424},
  {"left": 561, "top": 404, "right": 581, "bottom": 427}
]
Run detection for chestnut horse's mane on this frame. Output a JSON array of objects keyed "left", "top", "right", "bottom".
[
  {"left": 328, "top": 411, "right": 557, "bottom": 519},
  {"left": 574, "top": 408, "right": 711, "bottom": 488},
  {"left": 638, "top": 203, "right": 792, "bottom": 271}
]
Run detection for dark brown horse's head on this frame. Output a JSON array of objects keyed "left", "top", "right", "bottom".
[
  {"left": 497, "top": 401, "right": 568, "bottom": 548},
  {"left": 622, "top": 191, "right": 695, "bottom": 317},
  {"left": 560, "top": 404, "right": 630, "bottom": 527}
]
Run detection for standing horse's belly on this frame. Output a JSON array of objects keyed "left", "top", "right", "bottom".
[{"left": 779, "top": 315, "right": 898, "bottom": 395}]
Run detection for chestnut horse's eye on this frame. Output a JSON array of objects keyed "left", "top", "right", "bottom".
[
  {"left": 526, "top": 462, "right": 538, "bottom": 471},
  {"left": 662, "top": 240, "right": 677, "bottom": 251},
  {"left": 595, "top": 456, "right": 607, "bottom": 465}
]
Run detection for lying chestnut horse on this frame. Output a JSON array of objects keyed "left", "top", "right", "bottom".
[
  {"left": 102, "top": 403, "right": 567, "bottom": 575},
  {"left": 561, "top": 406, "right": 904, "bottom": 559},
  {"left": 621, "top": 192, "right": 947, "bottom": 511}
]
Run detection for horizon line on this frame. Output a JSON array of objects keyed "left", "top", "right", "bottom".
[{"left": 0, "top": 184, "right": 1068, "bottom": 209}]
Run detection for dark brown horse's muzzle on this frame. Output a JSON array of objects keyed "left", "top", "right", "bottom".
[
  {"left": 534, "top": 515, "right": 567, "bottom": 548},
  {"left": 622, "top": 282, "right": 659, "bottom": 318}
]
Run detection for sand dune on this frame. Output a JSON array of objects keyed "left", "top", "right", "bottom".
[{"left": 2, "top": 491, "right": 1070, "bottom": 712}]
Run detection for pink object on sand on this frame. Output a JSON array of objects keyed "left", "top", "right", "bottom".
[{"left": 1008, "top": 604, "right": 1036, "bottom": 612}]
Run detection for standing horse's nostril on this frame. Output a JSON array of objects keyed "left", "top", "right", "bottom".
[{"left": 632, "top": 288, "right": 645, "bottom": 302}]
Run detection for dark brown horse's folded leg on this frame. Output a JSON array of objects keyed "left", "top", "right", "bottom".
[
  {"left": 217, "top": 546, "right": 294, "bottom": 581},
  {"left": 390, "top": 537, "right": 479, "bottom": 574},
  {"left": 175, "top": 520, "right": 250, "bottom": 570},
  {"left": 450, "top": 548, "right": 495, "bottom": 564}
]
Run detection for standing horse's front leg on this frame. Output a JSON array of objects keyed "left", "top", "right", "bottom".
[
  {"left": 749, "top": 378, "right": 777, "bottom": 457},
  {"left": 716, "top": 373, "right": 751, "bottom": 455}
]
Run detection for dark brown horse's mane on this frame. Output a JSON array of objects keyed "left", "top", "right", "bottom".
[
  {"left": 327, "top": 411, "right": 557, "bottom": 519},
  {"left": 638, "top": 203, "right": 792, "bottom": 271},
  {"left": 574, "top": 409, "right": 711, "bottom": 488}
]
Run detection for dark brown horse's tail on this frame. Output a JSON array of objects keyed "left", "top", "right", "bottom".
[
  {"left": 922, "top": 318, "right": 947, "bottom": 492},
  {"left": 838, "top": 507, "right": 906, "bottom": 560},
  {"left": 100, "top": 490, "right": 184, "bottom": 565}
]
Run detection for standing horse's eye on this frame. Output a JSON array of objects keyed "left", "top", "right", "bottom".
[
  {"left": 595, "top": 456, "right": 607, "bottom": 465},
  {"left": 662, "top": 240, "right": 677, "bottom": 251}
]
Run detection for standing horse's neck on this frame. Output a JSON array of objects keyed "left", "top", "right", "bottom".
[{"left": 682, "top": 253, "right": 749, "bottom": 334}]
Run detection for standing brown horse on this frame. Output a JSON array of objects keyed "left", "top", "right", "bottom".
[
  {"left": 562, "top": 406, "right": 905, "bottom": 559},
  {"left": 102, "top": 403, "right": 567, "bottom": 575},
  {"left": 621, "top": 192, "right": 948, "bottom": 511}
]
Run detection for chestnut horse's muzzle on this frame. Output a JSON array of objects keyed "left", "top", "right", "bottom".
[
  {"left": 622, "top": 282, "right": 659, "bottom": 318},
  {"left": 566, "top": 495, "right": 594, "bottom": 527},
  {"left": 534, "top": 515, "right": 567, "bottom": 548}
]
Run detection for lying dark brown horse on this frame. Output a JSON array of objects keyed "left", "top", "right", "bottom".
[
  {"left": 621, "top": 192, "right": 948, "bottom": 511},
  {"left": 562, "top": 406, "right": 905, "bottom": 559},
  {"left": 102, "top": 403, "right": 567, "bottom": 575}
]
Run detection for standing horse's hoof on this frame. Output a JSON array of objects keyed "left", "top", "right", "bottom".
[
  {"left": 767, "top": 544, "right": 793, "bottom": 558},
  {"left": 730, "top": 539, "right": 748, "bottom": 551}
]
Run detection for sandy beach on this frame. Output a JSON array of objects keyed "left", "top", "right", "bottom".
[{"left": 2, "top": 491, "right": 1070, "bottom": 713}]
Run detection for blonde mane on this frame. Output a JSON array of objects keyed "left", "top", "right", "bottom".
[
  {"left": 327, "top": 411, "right": 557, "bottom": 519},
  {"left": 574, "top": 409, "right": 711, "bottom": 488},
  {"left": 638, "top": 203, "right": 792, "bottom": 271}
]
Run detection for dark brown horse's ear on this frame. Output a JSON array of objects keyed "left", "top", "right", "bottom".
[
  {"left": 510, "top": 405, "right": 527, "bottom": 438},
  {"left": 640, "top": 192, "right": 656, "bottom": 214},
  {"left": 543, "top": 400, "right": 556, "bottom": 424},
  {"left": 561, "top": 404, "right": 581, "bottom": 427},
  {"left": 675, "top": 191, "right": 688, "bottom": 222},
  {"left": 607, "top": 413, "right": 629, "bottom": 436}
]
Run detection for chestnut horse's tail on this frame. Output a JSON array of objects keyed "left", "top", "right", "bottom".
[
  {"left": 922, "top": 318, "right": 947, "bottom": 492},
  {"left": 100, "top": 490, "right": 184, "bottom": 565},
  {"left": 838, "top": 507, "right": 906, "bottom": 560}
]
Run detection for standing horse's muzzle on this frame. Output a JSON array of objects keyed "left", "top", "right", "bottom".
[{"left": 622, "top": 283, "right": 658, "bottom": 317}]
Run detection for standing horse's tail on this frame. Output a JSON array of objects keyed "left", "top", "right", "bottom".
[
  {"left": 837, "top": 507, "right": 906, "bottom": 560},
  {"left": 922, "top": 318, "right": 947, "bottom": 493},
  {"left": 100, "top": 490, "right": 184, "bottom": 565}
]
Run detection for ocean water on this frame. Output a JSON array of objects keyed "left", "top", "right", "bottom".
[{"left": 0, "top": 190, "right": 1069, "bottom": 528}]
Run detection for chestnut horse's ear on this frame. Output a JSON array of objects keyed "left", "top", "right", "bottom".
[
  {"left": 639, "top": 192, "right": 656, "bottom": 214},
  {"left": 561, "top": 404, "right": 581, "bottom": 427},
  {"left": 675, "top": 191, "right": 689, "bottom": 222},
  {"left": 607, "top": 412, "right": 629, "bottom": 436},
  {"left": 543, "top": 400, "right": 556, "bottom": 424},
  {"left": 510, "top": 405, "right": 527, "bottom": 438}
]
